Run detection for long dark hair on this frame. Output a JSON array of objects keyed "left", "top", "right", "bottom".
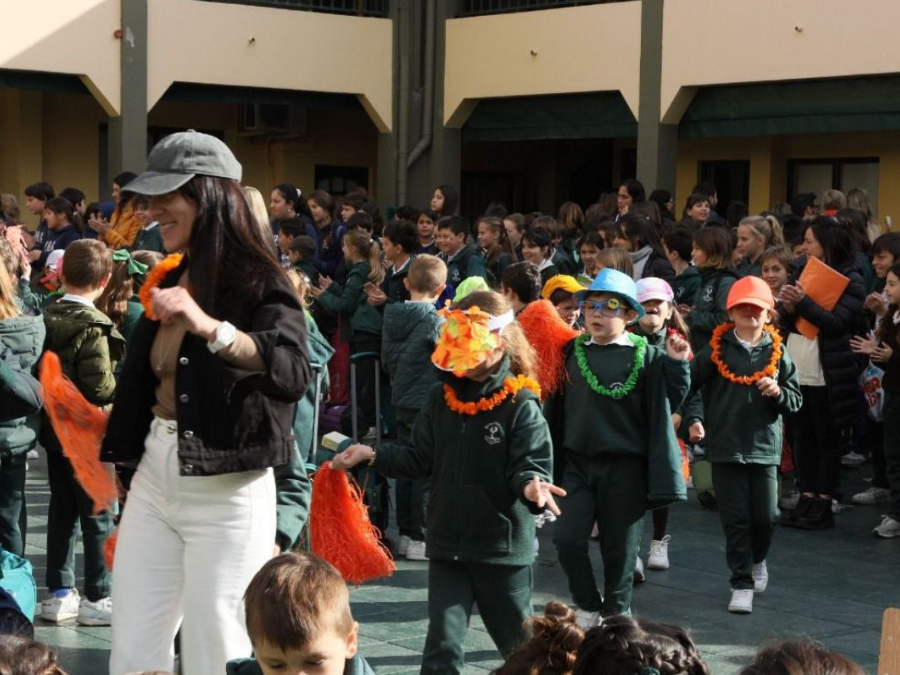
[
  {"left": 618, "top": 213, "right": 666, "bottom": 257},
  {"left": 181, "top": 176, "right": 287, "bottom": 314},
  {"left": 809, "top": 216, "right": 856, "bottom": 269},
  {"left": 435, "top": 184, "right": 459, "bottom": 216}
]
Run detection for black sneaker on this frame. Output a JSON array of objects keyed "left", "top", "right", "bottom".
[
  {"left": 794, "top": 497, "right": 836, "bottom": 530},
  {"left": 780, "top": 494, "right": 814, "bottom": 528}
]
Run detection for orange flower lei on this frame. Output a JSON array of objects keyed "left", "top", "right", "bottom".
[
  {"left": 710, "top": 323, "right": 783, "bottom": 385},
  {"left": 139, "top": 253, "right": 183, "bottom": 320},
  {"left": 443, "top": 375, "right": 541, "bottom": 415}
]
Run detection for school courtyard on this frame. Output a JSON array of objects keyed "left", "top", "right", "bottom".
[{"left": 24, "top": 455, "right": 890, "bottom": 675}]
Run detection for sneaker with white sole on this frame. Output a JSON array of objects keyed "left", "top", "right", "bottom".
[
  {"left": 405, "top": 540, "right": 428, "bottom": 561},
  {"left": 873, "top": 515, "right": 900, "bottom": 539},
  {"left": 575, "top": 609, "right": 602, "bottom": 629},
  {"left": 396, "top": 535, "right": 411, "bottom": 556},
  {"left": 751, "top": 560, "right": 768, "bottom": 593},
  {"left": 840, "top": 451, "right": 866, "bottom": 467},
  {"left": 647, "top": 536, "right": 670, "bottom": 570},
  {"left": 26, "top": 449, "right": 39, "bottom": 460},
  {"left": 40, "top": 588, "right": 80, "bottom": 623},
  {"left": 77, "top": 596, "right": 112, "bottom": 626},
  {"left": 852, "top": 487, "right": 891, "bottom": 505},
  {"left": 633, "top": 555, "right": 645, "bottom": 583},
  {"left": 728, "top": 589, "right": 753, "bottom": 614}
]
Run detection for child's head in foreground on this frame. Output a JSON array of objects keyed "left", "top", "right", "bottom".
[
  {"left": 739, "top": 641, "right": 863, "bottom": 675},
  {"left": 572, "top": 615, "right": 709, "bottom": 675},
  {"left": 244, "top": 552, "right": 358, "bottom": 675}
]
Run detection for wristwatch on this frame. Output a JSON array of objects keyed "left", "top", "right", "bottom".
[{"left": 207, "top": 321, "right": 237, "bottom": 354}]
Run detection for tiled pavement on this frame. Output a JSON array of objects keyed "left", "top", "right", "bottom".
[{"left": 21, "top": 454, "right": 894, "bottom": 675}]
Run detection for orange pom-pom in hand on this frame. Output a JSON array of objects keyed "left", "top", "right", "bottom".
[
  {"left": 104, "top": 528, "right": 118, "bottom": 571},
  {"left": 39, "top": 351, "right": 116, "bottom": 514},
  {"left": 310, "top": 462, "right": 395, "bottom": 586},
  {"left": 517, "top": 300, "right": 579, "bottom": 399}
]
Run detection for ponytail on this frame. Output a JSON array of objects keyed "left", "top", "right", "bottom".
[
  {"left": 344, "top": 230, "right": 384, "bottom": 286},
  {"left": 740, "top": 215, "right": 784, "bottom": 250}
]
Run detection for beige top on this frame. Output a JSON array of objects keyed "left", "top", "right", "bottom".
[{"left": 148, "top": 271, "right": 265, "bottom": 420}]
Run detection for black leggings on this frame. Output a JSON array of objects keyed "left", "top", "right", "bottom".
[{"left": 793, "top": 385, "right": 842, "bottom": 496}]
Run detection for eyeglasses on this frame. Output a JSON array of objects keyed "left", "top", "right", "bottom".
[{"left": 579, "top": 298, "right": 625, "bottom": 317}]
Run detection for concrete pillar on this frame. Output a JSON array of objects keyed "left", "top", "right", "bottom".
[
  {"left": 108, "top": 0, "right": 148, "bottom": 188},
  {"left": 636, "top": 0, "right": 678, "bottom": 193}
]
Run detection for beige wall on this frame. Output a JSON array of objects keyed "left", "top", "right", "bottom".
[
  {"left": 0, "top": 0, "right": 120, "bottom": 114},
  {"left": 147, "top": 0, "right": 393, "bottom": 132},
  {"left": 661, "top": 0, "right": 900, "bottom": 123},
  {"left": 676, "top": 132, "right": 900, "bottom": 226},
  {"left": 444, "top": 3, "right": 642, "bottom": 127}
]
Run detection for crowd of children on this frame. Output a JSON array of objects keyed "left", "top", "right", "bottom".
[{"left": 0, "top": 156, "right": 895, "bottom": 675}]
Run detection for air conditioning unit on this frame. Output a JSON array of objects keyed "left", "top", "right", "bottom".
[{"left": 239, "top": 103, "right": 308, "bottom": 136}]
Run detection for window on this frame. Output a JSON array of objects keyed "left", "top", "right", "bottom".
[
  {"left": 788, "top": 158, "right": 879, "bottom": 213},
  {"left": 698, "top": 160, "right": 750, "bottom": 219},
  {"left": 460, "top": 0, "right": 632, "bottom": 17},
  {"left": 314, "top": 165, "right": 369, "bottom": 195},
  {"left": 194, "top": 0, "right": 388, "bottom": 16}
]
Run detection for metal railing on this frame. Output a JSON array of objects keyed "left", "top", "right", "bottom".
[
  {"left": 197, "top": 0, "right": 388, "bottom": 17},
  {"left": 460, "top": 0, "right": 633, "bottom": 16}
]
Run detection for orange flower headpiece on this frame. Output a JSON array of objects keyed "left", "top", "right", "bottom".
[{"left": 431, "top": 305, "right": 515, "bottom": 377}]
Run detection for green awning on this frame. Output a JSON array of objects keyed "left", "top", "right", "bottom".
[
  {"left": 680, "top": 76, "right": 900, "bottom": 138},
  {"left": 162, "top": 82, "right": 362, "bottom": 110},
  {"left": 463, "top": 91, "right": 637, "bottom": 142},
  {"left": 0, "top": 69, "right": 91, "bottom": 95}
]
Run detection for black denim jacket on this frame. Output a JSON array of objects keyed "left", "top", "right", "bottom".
[{"left": 100, "top": 260, "right": 311, "bottom": 476}]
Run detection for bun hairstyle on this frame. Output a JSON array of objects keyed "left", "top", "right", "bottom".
[
  {"left": 491, "top": 602, "right": 584, "bottom": 675},
  {"left": 573, "top": 615, "right": 710, "bottom": 675}
]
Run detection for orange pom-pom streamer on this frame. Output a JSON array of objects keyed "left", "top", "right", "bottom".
[
  {"left": 516, "top": 300, "right": 578, "bottom": 400},
  {"left": 679, "top": 438, "right": 690, "bottom": 483},
  {"left": 39, "top": 351, "right": 116, "bottom": 514},
  {"left": 104, "top": 528, "right": 118, "bottom": 571},
  {"left": 310, "top": 462, "right": 395, "bottom": 585}
]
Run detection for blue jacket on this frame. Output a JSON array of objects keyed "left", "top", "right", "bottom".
[{"left": 0, "top": 308, "right": 45, "bottom": 456}]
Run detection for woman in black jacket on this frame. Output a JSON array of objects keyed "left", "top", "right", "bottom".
[
  {"left": 101, "top": 131, "right": 310, "bottom": 675},
  {"left": 613, "top": 213, "right": 676, "bottom": 286},
  {"left": 779, "top": 217, "right": 866, "bottom": 530}
]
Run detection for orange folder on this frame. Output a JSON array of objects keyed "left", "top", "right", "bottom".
[{"left": 795, "top": 256, "right": 850, "bottom": 339}]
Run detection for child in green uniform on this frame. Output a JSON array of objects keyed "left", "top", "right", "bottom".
[
  {"left": 551, "top": 268, "right": 691, "bottom": 626},
  {"left": 689, "top": 276, "right": 801, "bottom": 614},
  {"left": 334, "top": 290, "right": 561, "bottom": 675}
]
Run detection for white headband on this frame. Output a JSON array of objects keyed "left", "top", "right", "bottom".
[{"left": 487, "top": 310, "right": 515, "bottom": 333}]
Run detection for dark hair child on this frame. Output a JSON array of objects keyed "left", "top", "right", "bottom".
[
  {"left": 683, "top": 227, "right": 739, "bottom": 354},
  {"left": 437, "top": 215, "right": 486, "bottom": 288}
]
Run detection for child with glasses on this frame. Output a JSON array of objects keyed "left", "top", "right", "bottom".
[{"left": 549, "top": 268, "right": 691, "bottom": 627}]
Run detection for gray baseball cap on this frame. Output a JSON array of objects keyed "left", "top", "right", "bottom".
[{"left": 123, "top": 130, "right": 242, "bottom": 196}]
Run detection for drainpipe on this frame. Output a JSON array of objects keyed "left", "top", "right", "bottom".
[
  {"left": 405, "top": 0, "right": 436, "bottom": 182},
  {"left": 396, "top": 0, "right": 411, "bottom": 206}
]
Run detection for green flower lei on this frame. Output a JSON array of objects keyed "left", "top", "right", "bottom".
[{"left": 574, "top": 332, "right": 647, "bottom": 399}]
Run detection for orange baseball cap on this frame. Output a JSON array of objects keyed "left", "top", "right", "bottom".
[{"left": 726, "top": 276, "right": 775, "bottom": 311}]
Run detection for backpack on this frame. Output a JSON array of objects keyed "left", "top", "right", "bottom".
[{"left": 0, "top": 550, "right": 36, "bottom": 621}]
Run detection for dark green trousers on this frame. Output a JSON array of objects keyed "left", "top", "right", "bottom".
[
  {"left": 711, "top": 463, "right": 778, "bottom": 590},
  {"left": 395, "top": 407, "right": 429, "bottom": 541},
  {"left": 421, "top": 560, "right": 532, "bottom": 675},
  {"left": 553, "top": 454, "right": 647, "bottom": 616},
  {"left": 46, "top": 451, "right": 113, "bottom": 600},
  {"left": 0, "top": 453, "right": 27, "bottom": 557}
]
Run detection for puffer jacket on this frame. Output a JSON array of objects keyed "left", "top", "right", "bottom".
[
  {"left": 41, "top": 300, "right": 125, "bottom": 452},
  {"left": 382, "top": 301, "right": 441, "bottom": 409},
  {"left": 0, "top": 308, "right": 45, "bottom": 457},
  {"left": 781, "top": 257, "right": 866, "bottom": 430}
]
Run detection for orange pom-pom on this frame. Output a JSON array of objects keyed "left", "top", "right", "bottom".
[
  {"left": 516, "top": 300, "right": 578, "bottom": 399},
  {"left": 310, "top": 462, "right": 395, "bottom": 585},
  {"left": 679, "top": 438, "right": 690, "bottom": 483},
  {"left": 39, "top": 351, "right": 116, "bottom": 514},
  {"left": 104, "top": 528, "right": 118, "bottom": 571}
]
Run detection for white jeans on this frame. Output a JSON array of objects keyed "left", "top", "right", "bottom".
[{"left": 109, "top": 417, "right": 275, "bottom": 675}]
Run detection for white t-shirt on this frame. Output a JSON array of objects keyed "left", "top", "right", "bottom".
[{"left": 786, "top": 332, "right": 826, "bottom": 386}]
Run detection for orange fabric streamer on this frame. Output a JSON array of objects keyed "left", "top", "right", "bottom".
[
  {"left": 679, "top": 438, "right": 690, "bottom": 483},
  {"left": 310, "top": 462, "right": 395, "bottom": 586},
  {"left": 39, "top": 351, "right": 116, "bottom": 514},
  {"left": 104, "top": 528, "right": 118, "bottom": 571},
  {"left": 516, "top": 300, "right": 578, "bottom": 399}
]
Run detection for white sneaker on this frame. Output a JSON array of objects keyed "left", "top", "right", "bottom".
[
  {"left": 873, "top": 515, "right": 900, "bottom": 539},
  {"left": 26, "top": 449, "right": 39, "bottom": 459},
  {"left": 77, "top": 596, "right": 112, "bottom": 626},
  {"left": 841, "top": 451, "right": 866, "bottom": 467},
  {"left": 405, "top": 540, "right": 428, "bottom": 561},
  {"left": 575, "top": 609, "right": 602, "bottom": 629},
  {"left": 647, "top": 536, "right": 670, "bottom": 570},
  {"left": 40, "top": 588, "right": 80, "bottom": 623},
  {"left": 633, "top": 556, "right": 645, "bottom": 583},
  {"left": 728, "top": 589, "right": 753, "bottom": 614},
  {"left": 779, "top": 489, "right": 800, "bottom": 511},
  {"left": 752, "top": 560, "right": 768, "bottom": 593},
  {"left": 852, "top": 487, "right": 891, "bottom": 505},
  {"left": 396, "top": 535, "right": 411, "bottom": 556}
]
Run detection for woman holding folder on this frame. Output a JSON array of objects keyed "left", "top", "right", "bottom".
[{"left": 778, "top": 217, "right": 866, "bottom": 530}]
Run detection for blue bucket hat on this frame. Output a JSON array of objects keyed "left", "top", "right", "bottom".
[{"left": 575, "top": 268, "right": 645, "bottom": 319}]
